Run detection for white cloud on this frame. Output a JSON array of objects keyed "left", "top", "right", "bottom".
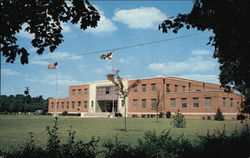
[
  {"left": 17, "top": 23, "right": 34, "bottom": 39},
  {"left": 147, "top": 56, "right": 217, "bottom": 74},
  {"left": 177, "top": 74, "right": 219, "bottom": 84},
  {"left": 113, "top": 7, "right": 167, "bottom": 29},
  {"left": 85, "top": 8, "right": 117, "bottom": 34},
  {"left": 2, "top": 68, "right": 20, "bottom": 76},
  {"left": 30, "top": 52, "right": 83, "bottom": 66},
  {"left": 25, "top": 73, "right": 82, "bottom": 86},
  {"left": 61, "top": 23, "right": 71, "bottom": 33},
  {"left": 191, "top": 49, "right": 212, "bottom": 56},
  {"left": 94, "top": 65, "right": 112, "bottom": 74},
  {"left": 119, "top": 56, "right": 138, "bottom": 65}
]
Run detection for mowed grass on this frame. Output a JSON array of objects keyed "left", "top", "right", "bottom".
[{"left": 0, "top": 115, "right": 248, "bottom": 151}]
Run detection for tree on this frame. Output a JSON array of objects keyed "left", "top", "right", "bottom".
[
  {"left": 214, "top": 108, "right": 224, "bottom": 121},
  {"left": 159, "top": 0, "right": 250, "bottom": 113},
  {"left": 151, "top": 90, "right": 163, "bottom": 123},
  {"left": 111, "top": 74, "right": 140, "bottom": 132},
  {"left": 0, "top": 0, "right": 100, "bottom": 64}
]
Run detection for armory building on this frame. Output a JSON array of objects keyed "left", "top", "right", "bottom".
[{"left": 48, "top": 76, "right": 242, "bottom": 119}]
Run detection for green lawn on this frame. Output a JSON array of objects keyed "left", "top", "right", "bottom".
[{"left": 0, "top": 115, "right": 248, "bottom": 152}]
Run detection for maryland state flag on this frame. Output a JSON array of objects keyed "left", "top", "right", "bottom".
[
  {"left": 100, "top": 52, "right": 113, "bottom": 60},
  {"left": 48, "top": 62, "right": 58, "bottom": 69}
]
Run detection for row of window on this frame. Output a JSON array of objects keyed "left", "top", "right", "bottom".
[
  {"left": 133, "top": 83, "right": 188, "bottom": 93},
  {"left": 51, "top": 101, "right": 88, "bottom": 110},
  {"left": 71, "top": 88, "right": 88, "bottom": 96},
  {"left": 133, "top": 83, "right": 156, "bottom": 93},
  {"left": 132, "top": 97, "right": 234, "bottom": 109}
]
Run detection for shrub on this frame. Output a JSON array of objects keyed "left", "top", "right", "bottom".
[
  {"left": 171, "top": 111, "right": 186, "bottom": 128},
  {"left": 132, "top": 115, "right": 139, "bottom": 118},
  {"left": 237, "top": 113, "right": 246, "bottom": 121},
  {"left": 159, "top": 112, "right": 165, "bottom": 118},
  {"left": 214, "top": 108, "right": 224, "bottom": 121},
  {"left": 207, "top": 116, "right": 211, "bottom": 120},
  {"left": 166, "top": 111, "right": 171, "bottom": 118},
  {"left": 141, "top": 115, "right": 146, "bottom": 118},
  {"left": 115, "top": 113, "right": 122, "bottom": 117},
  {"left": 62, "top": 111, "right": 68, "bottom": 116}
]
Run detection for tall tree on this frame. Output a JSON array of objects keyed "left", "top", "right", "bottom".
[
  {"left": 159, "top": 0, "right": 250, "bottom": 113},
  {"left": 0, "top": 0, "right": 100, "bottom": 64}
]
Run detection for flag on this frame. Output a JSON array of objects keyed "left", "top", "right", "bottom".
[
  {"left": 100, "top": 52, "right": 113, "bottom": 60},
  {"left": 48, "top": 62, "right": 58, "bottom": 69}
]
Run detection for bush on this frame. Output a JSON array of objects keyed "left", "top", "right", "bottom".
[
  {"left": 141, "top": 115, "right": 147, "bottom": 118},
  {"left": 166, "top": 111, "right": 171, "bottom": 118},
  {"left": 132, "top": 115, "right": 139, "bottom": 118},
  {"left": 237, "top": 113, "right": 246, "bottom": 121},
  {"left": 115, "top": 113, "right": 122, "bottom": 117},
  {"left": 207, "top": 116, "right": 211, "bottom": 120},
  {"left": 214, "top": 108, "right": 224, "bottom": 121},
  {"left": 62, "top": 111, "right": 68, "bottom": 116},
  {"left": 171, "top": 111, "right": 186, "bottom": 128},
  {"left": 159, "top": 112, "right": 165, "bottom": 118}
]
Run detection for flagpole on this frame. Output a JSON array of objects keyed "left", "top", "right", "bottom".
[
  {"left": 55, "top": 66, "right": 58, "bottom": 117},
  {"left": 112, "top": 51, "right": 115, "bottom": 115}
]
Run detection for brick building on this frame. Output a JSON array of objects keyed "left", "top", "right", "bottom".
[{"left": 48, "top": 76, "right": 242, "bottom": 119}]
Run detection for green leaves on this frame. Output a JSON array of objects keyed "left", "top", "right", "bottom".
[{"left": 0, "top": 0, "right": 100, "bottom": 64}]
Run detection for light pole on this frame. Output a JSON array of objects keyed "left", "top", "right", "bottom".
[{"left": 24, "top": 87, "right": 29, "bottom": 114}]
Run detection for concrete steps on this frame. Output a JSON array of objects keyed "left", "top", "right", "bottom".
[{"left": 81, "top": 112, "right": 113, "bottom": 118}]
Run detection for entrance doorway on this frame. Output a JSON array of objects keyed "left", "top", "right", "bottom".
[{"left": 97, "top": 101, "right": 118, "bottom": 113}]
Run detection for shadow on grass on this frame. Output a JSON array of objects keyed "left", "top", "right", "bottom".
[{"left": 114, "top": 128, "right": 141, "bottom": 132}]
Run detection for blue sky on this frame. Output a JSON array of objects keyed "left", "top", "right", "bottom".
[{"left": 1, "top": 1, "right": 220, "bottom": 99}]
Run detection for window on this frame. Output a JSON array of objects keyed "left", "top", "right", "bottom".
[
  {"left": 142, "top": 99, "right": 146, "bottom": 108},
  {"left": 61, "top": 102, "right": 64, "bottom": 109},
  {"left": 142, "top": 84, "right": 146, "bottom": 92},
  {"left": 170, "top": 98, "right": 176, "bottom": 108},
  {"left": 151, "top": 83, "right": 156, "bottom": 91},
  {"left": 84, "top": 88, "right": 88, "bottom": 96},
  {"left": 105, "top": 87, "right": 110, "bottom": 94},
  {"left": 181, "top": 98, "right": 187, "bottom": 108},
  {"left": 223, "top": 98, "right": 226, "bottom": 108},
  {"left": 78, "top": 89, "right": 81, "bottom": 95},
  {"left": 84, "top": 101, "right": 88, "bottom": 108},
  {"left": 72, "top": 101, "right": 75, "bottom": 109},
  {"left": 121, "top": 100, "right": 125, "bottom": 107},
  {"left": 193, "top": 98, "right": 199, "bottom": 108},
  {"left": 133, "top": 99, "right": 138, "bottom": 108},
  {"left": 91, "top": 101, "right": 94, "bottom": 107},
  {"left": 166, "top": 84, "right": 170, "bottom": 92},
  {"left": 57, "top": 102, "right": 59, "bottom": 108},
  {"left": 230, "top": 98, "right": 233, "bottom": 108},
  {"left": 205, "top": 97, "right": 212, "bottom": 108},
  {"left": 151, "top": 99, "right": 157, "bottom": 107},
  {"left": 133, "top": 86, "right": 138, "bottom": 92},
  {"left": 174, "top": 85, "right": 178, "bottom": 92},
  {"left": 51, "top": 102, "right": 54, "bottom": 109},
  {"left": 67, "top": 102, "right": 69, "bottom": 109},
  {"left": 182, "top": 86, "right": 186, "bottom": 92},
  {"left": 78, "top": 101, "right": 81, "bottom": 110},
  {"left": 72, "top": 89, "right": 76, "bottom": 96}
]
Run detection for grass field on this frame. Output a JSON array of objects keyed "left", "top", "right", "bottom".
[{"left": 0, "top": 115, "right": 248, "bottom": 152}]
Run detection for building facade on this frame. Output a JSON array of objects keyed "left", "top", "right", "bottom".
[{"left": 48, "top": 76, "right": 243, "bottom": 119}]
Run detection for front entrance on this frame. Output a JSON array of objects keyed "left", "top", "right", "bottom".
[{"left": 97, "top": 101, "right": 118, "bottom": 113}]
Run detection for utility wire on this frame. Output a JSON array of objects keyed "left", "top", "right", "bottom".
[
  {"left": 2, "top": 32, "right": 208, "bottom": 64},
  {"left": 30, "top": 32, "right": 207, "bottom": 62}
]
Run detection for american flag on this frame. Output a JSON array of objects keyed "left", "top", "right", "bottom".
[
  {"left": 48, "top": 62, "right": 58, "bottom": 69},
  {"left": 100, "top": 52, "right": 113, "bottom": 60}
]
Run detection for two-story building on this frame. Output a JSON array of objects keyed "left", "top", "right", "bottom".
[{"left": 48, "top": 76, "right": 243, "bottom": 119}]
